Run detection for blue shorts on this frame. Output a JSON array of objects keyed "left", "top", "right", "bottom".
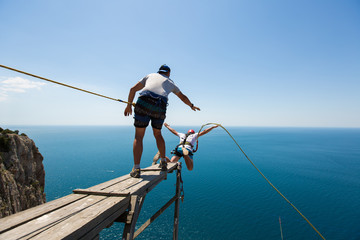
[
  {"left": 174, "top": 146, "right": 193, "bottom": 159},
  {"left": 134, "top": 91, "right": 168, "bottom": 129}
]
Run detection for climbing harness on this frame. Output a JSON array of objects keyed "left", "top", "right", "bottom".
[
  {"left": 171, "top": 132, "right": 195, "bottom": 157},
  {"left": 197, "top": 123, "right": 326, "bottom": 240},
  {"left": 181, "top": 132, "right": 194, "bottom": 149},
  {"left": 0, "top": 64, "right": 135, "bottom": 106}
]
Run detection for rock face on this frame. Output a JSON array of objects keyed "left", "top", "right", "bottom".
[{"left": 0, "top": 128, "right": 46, "bottom": 218}]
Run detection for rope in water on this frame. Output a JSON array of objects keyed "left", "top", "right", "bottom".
[
  {"left": 197, "top": 123, "right": 326, "bottom": 240},
  {"left": 0, "top": 64, "right": 135, "bottom": 106}
]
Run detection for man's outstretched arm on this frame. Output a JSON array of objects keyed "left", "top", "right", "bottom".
[
  {"left": 199, "top": 125, "right": 218, "bottom": 137},
  {"left": 164, "top": 123, "right": 179, "bottom": 136},
  {"left": 175, "top": 91, "right": 200, "bottom": 111}
]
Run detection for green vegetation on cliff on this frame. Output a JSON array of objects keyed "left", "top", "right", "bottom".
[{"left": 0, "top": 128, "right": 27, "bottom": 152}]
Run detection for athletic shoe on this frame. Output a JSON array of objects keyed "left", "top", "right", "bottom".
[
  {"left": 130, "top": 168, "right": 140, "bottom": 178},
  {"left": 152, "top": 151, "right": 161, "bottom": 165},
  {"left": 158, "top": 160, "right": 168, "bottom": 171}
]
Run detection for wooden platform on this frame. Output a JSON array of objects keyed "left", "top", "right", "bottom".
[{"left": 0, "top": 163, "right": 180, "bottom": 240}]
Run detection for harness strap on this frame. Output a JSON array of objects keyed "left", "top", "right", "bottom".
[
  {"left": 184, "top": 141, "right": 193, "bottom": 148},
  {"left": 171, "top": 133, "right": 196, "bottom": 157},
  {"left": 181, "top": 133, "right": 190, "bottom": 146}
]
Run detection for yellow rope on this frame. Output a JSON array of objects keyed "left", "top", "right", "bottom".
[
  {"left": 0, "top": 64, "right": 135, "bottom": 106},
  {"left": 197, "top": 123, "right": 326, "bottom": 240}
]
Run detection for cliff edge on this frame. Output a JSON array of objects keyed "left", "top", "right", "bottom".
[{"left": 0, "top": 127, "right": 46, "bottom": 218}]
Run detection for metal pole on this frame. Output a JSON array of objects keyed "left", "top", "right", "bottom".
[{"left": 173, "top": 163, "right": 181, "bottom": 240}]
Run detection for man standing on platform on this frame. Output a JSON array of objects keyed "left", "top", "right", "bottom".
[{"left": 124, "top": 64, "right": 200, "bottom": 178}]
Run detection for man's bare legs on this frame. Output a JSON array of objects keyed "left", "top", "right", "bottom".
[
  {"left": 153, "top": 127, "right": 170, "bottom": 171},
  {"left": 183, "top": 155, "right": 194, "bottom": 171},
  {"left": 152, "top": 128, "right": 166, "bottom": 159},
  {"left": 170, "top": 154, "right": 193, "bottom": 171},
  {"left": 170, "top": 155, "right": 181, "bottom": 163},
  {"left": 136, "top": 127, "right": 168, "bottom": 164},
  {"left": 133, "top": 127, "right": 146, "bottom": 166}
]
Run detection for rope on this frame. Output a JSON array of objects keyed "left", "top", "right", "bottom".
[
  {"left": 279, "top": 216, "right": 284, "bottom": 240},
  {"left": 0, "top": 64, "right": 135, "bottom": 106},
  {"left": 197, "top": 123, "right": 326, "bottom": 240}
]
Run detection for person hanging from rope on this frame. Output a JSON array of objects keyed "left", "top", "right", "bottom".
[
  {"left": 155, "top": 123, "right": 218, "bottom": 171},
  {"left": 124, "top": 64, "right": 200, "bottom": 178}
]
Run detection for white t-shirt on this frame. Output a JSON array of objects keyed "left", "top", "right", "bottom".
[
  {"left": 177, "top": 132, "right": 199, "bottom": 151},
  {"left": 139, "top": 73, "right": 180, "bottom": 98}
]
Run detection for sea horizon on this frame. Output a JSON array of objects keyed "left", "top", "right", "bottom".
[{"left": 3, "top": 124, "right": 360, "bottom": 129}]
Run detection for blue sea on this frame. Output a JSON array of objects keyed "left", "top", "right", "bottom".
[{"left": 5, "top": 126, "right": 360, "bottom": 240}]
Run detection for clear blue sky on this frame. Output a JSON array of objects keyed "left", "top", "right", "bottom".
[{"left": 1, "top": 0, "right": 359, "bottom": 127}]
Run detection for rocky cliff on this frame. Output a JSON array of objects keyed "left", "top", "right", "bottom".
[{"left": 0, "top": 128, "right": 46, "bottom": 218}]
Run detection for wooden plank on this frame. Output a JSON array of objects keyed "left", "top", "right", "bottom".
[
  {"left": 30, "top": 196, "right": 130, "bottom": 240},
  {"left": 0, "top": 162, "right": 178, "bottom": 240},
  {"left": 88, "top": 163, "right": 177, "bottom": 195},
  {"left": 127, "top": 171, "right": 167, "bottom": 196},
  {"left": 103, "top": 176, "right": 143, "bottom": 194},
  {"left": 108, "top": 163, "right": 177, "bottom": 196},
  {"left": 140, "top": 168, "right": 162, "bottom": 172},
  {"left": 87, "top": 174, "right": 131, "bottom": 191},
  {"left": 81, "top": 163, "right": 174, "bottom": 194},
  {"left": 144, "top": 162, "right": 177, "bottom": 172},
  {"left": 0, "top": 168, "right": 140, "bottom": 234},
  {"left": 0, "top": 194, "right": 86, "bottom": 234},
  {"left": 78, "top": 201, "right": 128, "bottom": 240},
  {"left": 73, "top": 189, "right": 130, "bottom": 197},
  {"left": 85, "top": 162, "right": 176, "bottom": 192},
  {"left": 0, "top": 195, "right": 109, "bottom": 240},
  {"left": 134, "top": 195, "right": 177, "bottom": 238},
  {"left": 91, "top": 164, "right": 174, "bottom": 197},
  {"left": 122, "top": 195, "right": 146, "bottom": 240}
]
